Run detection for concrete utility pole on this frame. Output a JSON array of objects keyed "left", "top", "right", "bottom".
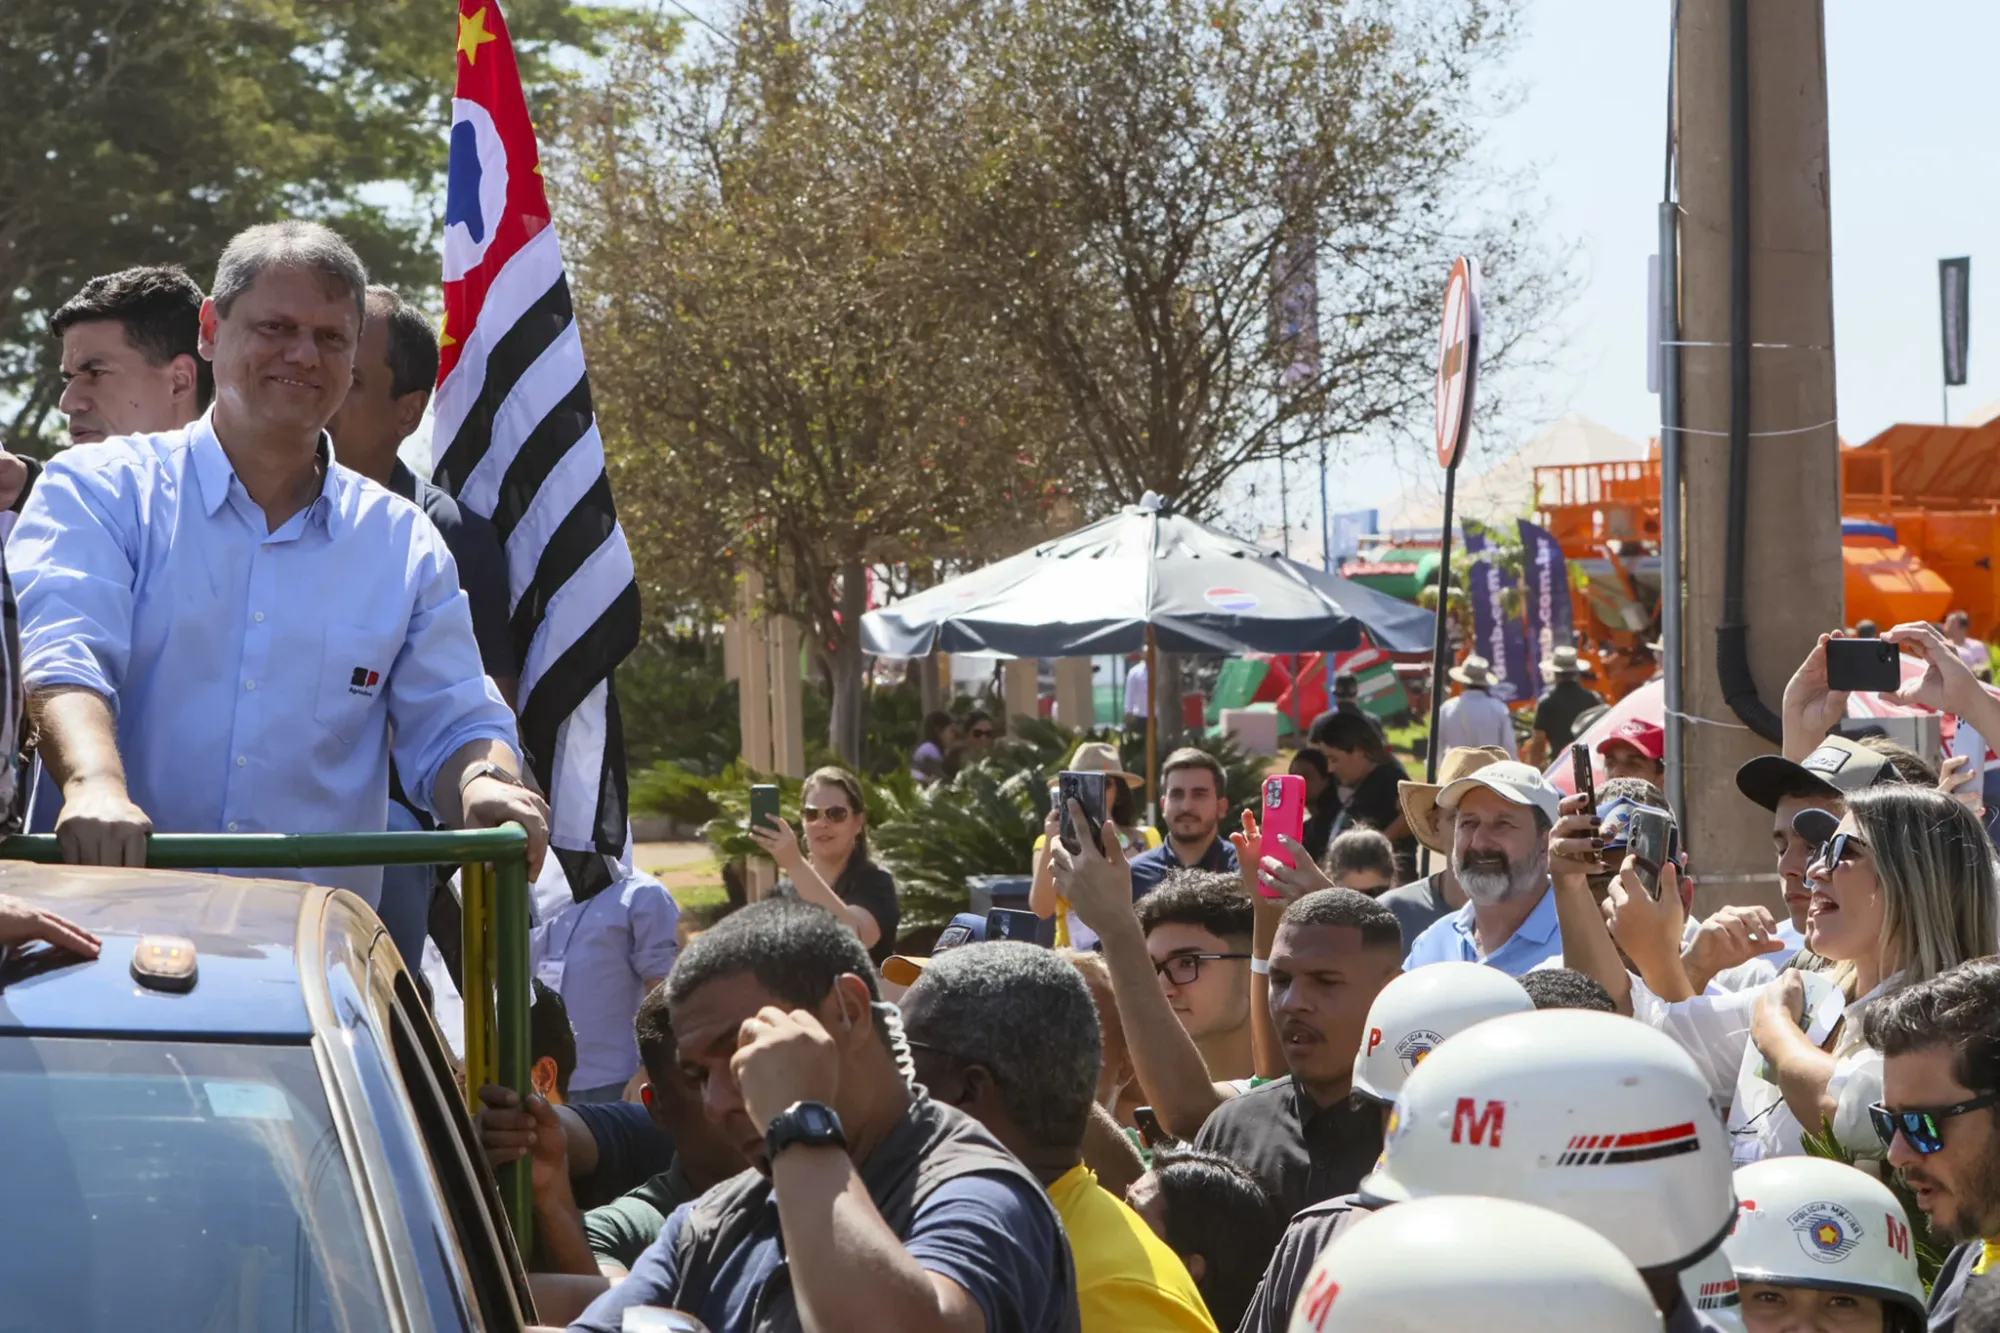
[{"left": 1674, "top": 0, "right": 1844, "bottom": 912}]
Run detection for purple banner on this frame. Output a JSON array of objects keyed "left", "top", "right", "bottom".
[
  {"left": 1518, "top": 519, "right": 1575, "bottom": 699},
  {"left": 1468, "top": 557, "right": 1529, "bottom": 705}
]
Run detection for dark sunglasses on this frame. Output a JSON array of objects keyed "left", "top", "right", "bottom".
[
  {"left": 800, "top": 804, "right": 852, "bottom": 825},
  {"left": 1154, "top": 952, "right": 1251, "bottom": 986},
  {"left": 1868, "top": 1089, "right": 2000, "bottom": 1154},
  {"left": 968, "top": 727, "right": 995, "bottom": 740},
  {"left": 1808, "top": 830, "right": 1866, "bottom": 874}
]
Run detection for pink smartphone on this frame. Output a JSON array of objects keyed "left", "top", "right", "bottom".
[{"left": 1259, "top": 774, "right": 1308, "bottom": 897}]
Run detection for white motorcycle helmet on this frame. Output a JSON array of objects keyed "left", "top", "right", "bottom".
[
  {"left": 1362, "top": 1008, "right": 1735, "bottom": 1272},
  {"left": 1678, "top": 1247, "right": 1746, "bottom": 1333},
  {"left": 1351, "top": 961, "right": 1534, "bottom": 1105},
  {"left": 1725, "top": 1157, "right": 1927, "bottom": 1332},
  {"left": 1285, "top": 1195, "right": 1662, "bottom": 1333}
]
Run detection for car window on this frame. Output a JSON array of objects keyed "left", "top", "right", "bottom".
[
  {"left": 0, "top": 1036, "right": 393, "bottom": 1332},
  {"left": 386, "top": 969, "right": 528, "bottom": 1324}
]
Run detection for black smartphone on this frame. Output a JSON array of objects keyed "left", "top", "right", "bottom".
[
  {"left": 1133, "top": 1105, "right": 1167, "bottom": 1149},
  {"left": 749, "top": 783, "right": 781, "bottom": 833},
  {"left": 1627, "top": 804, "right": 1675, "bottom": 900},
  {"left": 1570, "top": 742, "right": 1596, "bottom": 813},
  {"left": 986, "top": 908, "right": 1049, "bottom": 945},
  {"left": 1057, "top": 770, "right": 1107, "bottom": 855},
  {"left": 1825, "top": 637, "right": 1902, "bottom": 693}
]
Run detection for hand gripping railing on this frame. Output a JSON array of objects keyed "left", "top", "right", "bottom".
[{"left": 0, "top": 825, "right": 535, "bottom": 1256}]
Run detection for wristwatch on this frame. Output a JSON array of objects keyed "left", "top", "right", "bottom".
[
  {"left": 458, "top": 760, "right": 531, "bottom": 801},
  {"left": 764, "top": 1100, "right": 847, "bottom": 1160}
]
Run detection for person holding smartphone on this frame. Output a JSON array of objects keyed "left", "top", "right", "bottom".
[
  {"left": 749, "top": 766, "right": 901, "bottom": 966},
  {"left": 1029, "top": 743, "right": 1156, "bottom": 949}
]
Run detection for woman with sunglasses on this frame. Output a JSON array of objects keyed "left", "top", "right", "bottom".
[
  {"left": 1741, "top": 785, "right": 1999, "bottom": 1165},
  {"left": 748, "top": 766, "right": 901, "bottom": 966}
]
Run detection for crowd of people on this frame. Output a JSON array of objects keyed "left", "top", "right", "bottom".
[
  {"left": 12, "top": 219, "right": 2000, "bottom": 1333},
  {"left": 455, "top": 616, "right": 2000, "bottom": 1332}
]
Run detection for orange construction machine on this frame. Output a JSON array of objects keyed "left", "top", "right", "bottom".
[{"left": 1528, "top": 424, "right": 1981, "bottom": 699}]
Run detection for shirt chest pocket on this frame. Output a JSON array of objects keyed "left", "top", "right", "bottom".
[{"left": 314, "top": 626, "right": 400, "bottom": 746}]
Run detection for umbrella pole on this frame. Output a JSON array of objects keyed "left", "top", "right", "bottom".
[{"left": 1146, "top": 625, "right": 1160, "bottom": 826}]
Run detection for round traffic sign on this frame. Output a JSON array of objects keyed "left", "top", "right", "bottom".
[{"left": 1434, "top": 256, "right": 1483, "bottom": 470}]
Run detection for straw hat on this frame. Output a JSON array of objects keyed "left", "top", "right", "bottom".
[
  {"left": 1398, "top": 745, "right": 1514, "bottom": 854},
  {"left": 1540, "top": 645, "right": 1583, "bottom": 677},
  {"left": 1448, "top": 655, "right": 1498, "bottom": 688},
  {"left": 1066, "top": 740, "right": 1144, "bottom": 788}
]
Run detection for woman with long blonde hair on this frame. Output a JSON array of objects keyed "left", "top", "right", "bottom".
[{"left": 1744, "top": 784, "right": 1999, "bottom": 1161}]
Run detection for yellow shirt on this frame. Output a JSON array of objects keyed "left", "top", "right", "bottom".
[{"left": 1047, "top": 1164, "right": 1218, "bottom": 1333}]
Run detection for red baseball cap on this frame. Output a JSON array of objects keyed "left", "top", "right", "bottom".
[{"left": 1596, "top": 718, "right": 1665, "bottom": 761}]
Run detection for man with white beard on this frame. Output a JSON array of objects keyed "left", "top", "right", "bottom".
[{"left": 1400, "top": 762, "right": 1565, "bottom": 976}]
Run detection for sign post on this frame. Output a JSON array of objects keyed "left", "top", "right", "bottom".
[{"left": 1425, "top": 257, "right": 1483, "bottom": 792}]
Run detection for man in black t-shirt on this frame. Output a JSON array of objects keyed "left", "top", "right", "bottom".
[
  {"left": 1525, "top": 646, "right": 1602, "bottom": 767},
  {"left": 328, "top": 285, "right": 518, "bottom": 967}
]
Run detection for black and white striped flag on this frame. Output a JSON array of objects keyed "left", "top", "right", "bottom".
[{"left": 434, "top": 0, "right": 639, "bottom": 900}]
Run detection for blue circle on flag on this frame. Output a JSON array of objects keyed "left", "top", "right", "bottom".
[{"left": 444, "top": 98, "right": 510, "bottom": 281}]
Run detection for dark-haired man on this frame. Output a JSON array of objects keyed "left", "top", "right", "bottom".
[
  {"left": 562, "top": 898, "right": 1079, "bottom": 1333},
  {"left": 1191, "top": 889, "right": 1401, "bottom": 1220},
  {"left": 481, "top": 984, "right": 749, "bottom": 1321},
  {"left": 1128, "top": 749, "right": 1238, "bottom": 897},
  {"left": 1055, "top": 840, "right": 1254, "bottom": 1140},
  {"left": 1864, "top": 958, "right": 2000, "bottom": 1332},
  {"left": 1138, "top": 872, "right": 1255, "bottom": 1084},
  {"left": 52, "top": 265, "right": 212, "bottom": 448},
  {"left": 324, "top": 284, "right": 521, "bottom": 964},
  {"left": 901, "top": 943, "right": 1216, "bottom": 1332},
  {"left": 14, "top": 221, "right": 544, "bottom": 895}
]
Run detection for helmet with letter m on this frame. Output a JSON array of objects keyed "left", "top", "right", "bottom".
[
  {"left": 1360, "top": 1008, "right": 1736, "bottom": 1274},
  {"left": 1725, "top": 1157, "right": 1926, "bottom": 1333},
  {"left": 1350, "top": 961, "right": 1533, "bottom": 1106},
  {"left": 1285, "top": 1195, "right": 1663, "bottom": 1333}
]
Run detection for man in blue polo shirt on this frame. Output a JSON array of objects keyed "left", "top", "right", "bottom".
[
  {"left": 1127, "top": 747, "right": 1238, "bottom": 897},
  {"left": 1401, "top": 761, "right": 1562, "bottom": 976}
]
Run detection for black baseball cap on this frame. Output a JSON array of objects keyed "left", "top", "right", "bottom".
[{"left": 1735, "top": 735, "right": 1906, "bottom": 811}]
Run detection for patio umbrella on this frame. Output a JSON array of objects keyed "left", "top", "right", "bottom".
[{"left": 860, "top": 493, "right": 1432, "bottom": 806}]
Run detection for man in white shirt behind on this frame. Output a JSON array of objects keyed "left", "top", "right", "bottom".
[{"left": 1435, "top": 656, "right": 1517, "bottom": 759}]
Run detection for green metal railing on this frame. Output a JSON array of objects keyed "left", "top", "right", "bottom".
[{"left": 0, "top": 826, "right": 535, "bottom": 1255}]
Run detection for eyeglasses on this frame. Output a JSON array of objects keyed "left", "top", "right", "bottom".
[
  {"left": 1808, "top": 831, "right": 1866, "bottom": 874},
  {"left": 968, "top": 727, "right": 994, "bottom": 740},
  {"left": 800, "top": 804, "right": 852, "bottom": 825},
  {"left": 1153, "top": 952, "right": 1251, "bottom": 985},
  {"left": 1868, "top": 1090, "right": 2000, "bottom": 1154}
]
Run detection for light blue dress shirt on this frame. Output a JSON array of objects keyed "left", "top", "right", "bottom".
[
  {"left": 529, "top": 858, "right": 680, "bottom": 1092},
  {"left": 10, "top": 413, "right": 517, "bottom": 904},
  {"left": 1402, "top": 881, "right": 1563, "bottom": 976}
]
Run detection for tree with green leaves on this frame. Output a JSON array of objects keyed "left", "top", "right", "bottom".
[
  {"left": 0, "top": 0, "right": 617, "bottom": 452},
  {"left": 553, "top": 0, "right": 1071, "bottom": 767},
  {"left": 944, "top": 0, "right": 1566, "bottom": 515}
]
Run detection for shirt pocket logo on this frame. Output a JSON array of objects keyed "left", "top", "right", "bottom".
[{"left": 316, "top": 629, "right": 396, "bottom": 744}]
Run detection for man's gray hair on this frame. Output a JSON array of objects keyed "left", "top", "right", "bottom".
[
  {"left": 212, "top": 221, "right": 367, "bottom": 321},
  {"left": 901, "top": 943, "right": 1099, "bottom": 1153}
]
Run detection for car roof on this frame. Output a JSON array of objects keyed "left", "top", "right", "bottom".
[{"left": 0, "top": 862, "right": 327, "bottom": 1040}]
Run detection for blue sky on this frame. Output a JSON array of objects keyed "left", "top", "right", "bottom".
[{"left": 1231, "top": 0, "right": 2000, "bottom": 543}]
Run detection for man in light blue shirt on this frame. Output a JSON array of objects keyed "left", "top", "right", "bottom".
[
  {"left": 12, "top": 221, "right": 547, "bottom": 902},
  {"left": 531, "top": 845, "right": 680, "bottom": 1102},
  {"left": 1402, "top": 761, "right": 1562, "bottom": 976}
]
